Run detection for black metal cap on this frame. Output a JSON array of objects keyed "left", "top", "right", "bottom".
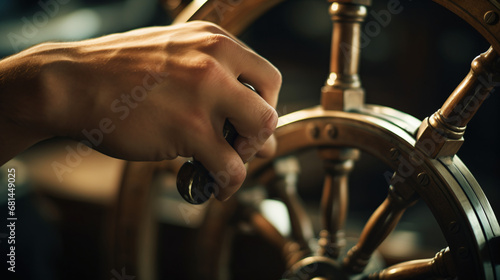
[{"left": 176, "top": 160, "right": 215, "bottom": 204}]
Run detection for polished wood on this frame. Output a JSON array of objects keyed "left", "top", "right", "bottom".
[
  {"left": 171, "top": 0, "right": 500, "bottom": 56},
  {"left": 173, "top": 0, "right": 285, "bottom": 35},
  {"left": 342, "top": 175, "right": 419, "bottom": 274},
  {"left": 368, "top": 247, "right": 456, "bottom": 280},
  {"left": 110, "top": 161, "right": 157, "bottom": 277},
  {"left": 241, "top": 205, "right": 307, "bottom": 268},
  {"left": 110, "top": 158, "right": 185, "bottom": 279},
  {"left": 192, "top": 199, "right": 238, "bottom": 280},
  {"left": 161, "top": 0, "right": 192, "bottom": 18}
]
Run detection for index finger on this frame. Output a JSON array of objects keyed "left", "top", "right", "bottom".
[{"left": 193, "top": 21, "right": 282, "bottom": 108}]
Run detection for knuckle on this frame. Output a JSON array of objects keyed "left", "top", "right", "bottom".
[
  {"left": 260, "top": 106, "right": 279, "bottom": 134},
  {"left": 273, "top": 68, "right": 283, "bottom": 87},
  {"left": 190, "top": 55, "right": 222, "bottom": 79},
  {"left": 152, "top": 142, "right": 179, "bottom": 161},
  {"left": 269, "top": 67, "right": 283, "bottom": 92},
  {"left": 191, "top": 20, "right": 221, "bottom": 31},
  {"left": 202, "top": 34, "right": 233, "bottom": 53},
  {"left": 194, "top": 55, "right": 218, "bottom": 70},
  {"left": 189, "top": 112, "right": 212, "bottom": 136},
  {"left": 156, "top": 150, "right": 177, "bottom": 161},
  {"left": 178, "top": 107, "right": 212, "bottom": 140},
  {"left": 228, "top": 163, "right": 246, "bottom": 187}
]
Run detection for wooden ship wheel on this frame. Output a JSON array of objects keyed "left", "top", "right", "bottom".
[{"left": 110, "top": 1, "right": 500, "bottom": 279}]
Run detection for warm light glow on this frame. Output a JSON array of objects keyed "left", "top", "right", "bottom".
[
  {"left": 326, "top": 72, "right": 338, "bottom": 86},
  {"left": 331, "top": 2, "right": 339, "bottom": 12},
  {"left": 260, "top": 199, "right": 291, "bottom": 236}
]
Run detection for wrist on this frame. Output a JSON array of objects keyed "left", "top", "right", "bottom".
[
  {"left": 0, "top": 42, "right": 81, "bottom": 163},
  {"left": 0, "top": 44, "right": 48, "bottom": 135},
  {"left": 1, "top": 42, "right": 83, "bottom": 137}
]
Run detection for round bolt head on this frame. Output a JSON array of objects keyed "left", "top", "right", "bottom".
[
  {"left": 326, "top": 124, "right": 338, "bottom": 139},
  {"left": 389, "top": 148, "right": 400, "bottom": 160},
  {"left": 484, "top": 10, "right": 499, "bottom": 25},
  {"left": 417, "top": 172, "right": 430, "bottom": 186},
  {"left": 309, "top": 124, "right": 321, "bottom": 139}
]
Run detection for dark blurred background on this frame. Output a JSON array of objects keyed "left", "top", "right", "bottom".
[{"left": 0, "top": 0, "right": 498, "bottom": 279}]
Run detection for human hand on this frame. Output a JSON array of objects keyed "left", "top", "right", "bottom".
[{"left": 0, "top": 21, "right": 281, "bottom": 200}]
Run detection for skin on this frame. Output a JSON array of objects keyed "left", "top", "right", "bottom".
[{"left": 0, "top": 21, "right": 281, "bottom": 201}]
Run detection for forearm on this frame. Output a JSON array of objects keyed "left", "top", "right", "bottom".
[
  {"left": 0, "top": 44, "right": 60, "bottom": 165},
  {"left": 0, "top": 22, "right": 282, "bottom": 201}
]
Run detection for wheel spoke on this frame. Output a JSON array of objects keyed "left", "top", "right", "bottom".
[
  {"left": 416, "top": 47, "right": 500, "bottom": 158},
  {"left": 318, "top": 148, "right": 359, "bottom": 258},
  {"left": 366, "top": 247, "right": 456, "bottom": 280},
  {"left": 342, "top": 172, "right": 419, "bottom": 274},
  {"left": 273, "top": 156, "right": 314, "bottom": 254},
  {"left": 240, "top": 205, "right": 307, "bottom": 268},
  {"left": 194, "top": 199, "right": 238, "bottom": 280}
]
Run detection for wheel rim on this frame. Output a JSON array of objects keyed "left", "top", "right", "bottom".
[{"left": 243, "top": 105, "right": 499, "bottom": 279}]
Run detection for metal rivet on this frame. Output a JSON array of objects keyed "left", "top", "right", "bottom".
[
  {"left": 389, "top": 148, "right": 400, "bottom": 161},
  {"left": 326, "top": 124, "right": 337, "bottom": 139},
  {"left": 417, "top": 172, "right": 430, "bottom": 186},
  {"left": 309, "top": 124, "right": 320, "bottom": 139},
  {"left": 449, "top": 221, "right": 460, "bottom": 234},
  {"left": 484, "top": 10, "right": 498, "bottom": 25}
]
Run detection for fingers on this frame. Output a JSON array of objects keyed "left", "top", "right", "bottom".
[
  {"left": 194, "top": 131, "right": 247, "bottom": 201},
  {"left": 181, "top": 21, "right": 282, "bottom": 200},
  {"left": 189, "top": 20, "right": 252, "bottom": 50},
  {"left": 222, "top": 83, "right": 278, "bottom": 138},
  {"left": 194, "top": 126, "right": 276, "bottom": 201},
  {"left": 256, "top": 135, "right": 277, "bottom": 158},
  {"left": 232, "top": 133, "right": 277, "bottom": 163},
  {"left": 226, "top": 46, "right": 281, "bottom": 108},
  {"left": 237, "top": 54, "right": 281, "bottom": 108},
  {"left": 193, "top": 80, "right": 278, "bottom": 200},
  {"left": 217, "top": 81, "right": 278, "bottom": 160},
  {"left": 189, "top": 21, "right": 282, "bottom": 108}
]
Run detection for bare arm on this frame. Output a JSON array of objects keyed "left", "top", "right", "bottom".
[
  {"left": 0, "top": 44, "right": 55, "bottom": 164},
  {"left": 0, "top": 21, "right": 281, "bottom": 200}
]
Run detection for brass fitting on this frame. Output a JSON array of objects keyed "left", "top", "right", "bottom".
[
  {"left": 415, "top": 111, "right": 465, "bottom": 159},
  {"left": 321, "top": 1, "right": 369, "bottom": 111}
]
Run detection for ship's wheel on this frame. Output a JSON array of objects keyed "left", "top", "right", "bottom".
[{"left": 110, "top": 1, "right": 500, "bottom": 279}]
